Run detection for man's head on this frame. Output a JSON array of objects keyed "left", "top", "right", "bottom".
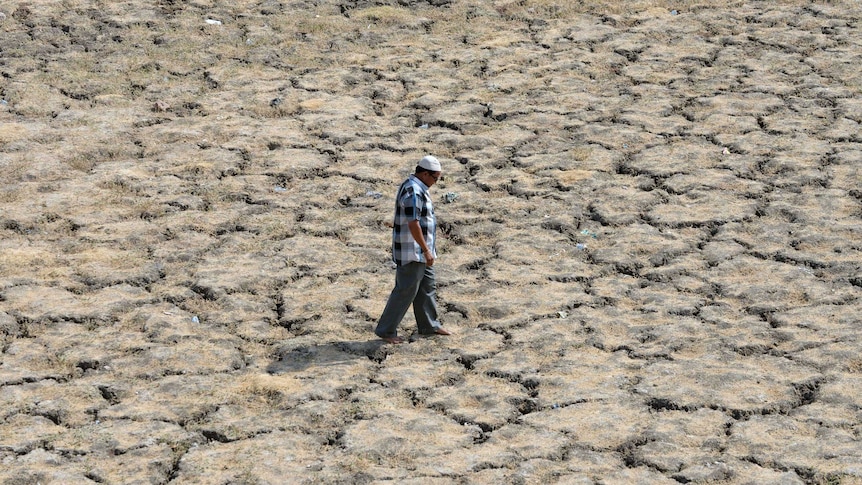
[{"left": 416, "top": 155, "right": 442, "bottom": 187}]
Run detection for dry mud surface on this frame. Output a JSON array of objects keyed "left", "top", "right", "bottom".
[{"left": 1, "top": 1, "right": 861, "bottom": 483}]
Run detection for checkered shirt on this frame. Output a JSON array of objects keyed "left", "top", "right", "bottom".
[{"left": 391, "top": 174, "right": 436, "bottom": 266}]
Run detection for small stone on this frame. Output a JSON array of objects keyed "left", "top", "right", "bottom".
[{"left": 153, "top": 100, "right": 171, "bottom": 112}]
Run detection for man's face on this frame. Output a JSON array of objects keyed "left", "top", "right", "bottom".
[{"left": 420, "top": 170, "right": 442, "bottom": 187}]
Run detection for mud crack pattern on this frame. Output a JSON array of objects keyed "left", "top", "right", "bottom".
[{"left": 1, "top": 1, "right": 861, "bottom": 483}]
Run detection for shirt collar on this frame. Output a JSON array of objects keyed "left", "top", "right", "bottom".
[{"left": 409, "top": 174, "right": 429, "bottom": 190}]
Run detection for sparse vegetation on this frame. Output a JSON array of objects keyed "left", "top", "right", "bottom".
[{"left": 0, "top": 0, "right": 860, "bottom": 482}]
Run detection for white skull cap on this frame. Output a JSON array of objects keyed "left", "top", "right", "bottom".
[{"left": 418, "top": 155, "right": 441, "bottom": 171}]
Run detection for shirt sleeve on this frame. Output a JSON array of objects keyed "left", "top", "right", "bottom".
[{"left": 400, "top": 187, "right": 421, "bottom": 220}]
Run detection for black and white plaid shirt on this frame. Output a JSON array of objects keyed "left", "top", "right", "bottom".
[{"left": 391, "top": 175, "right": 436, "bottom": 266}]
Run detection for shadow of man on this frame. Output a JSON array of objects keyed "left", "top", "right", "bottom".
[{"left": 266, "top": 339, "right": 389, "bottom": 375}]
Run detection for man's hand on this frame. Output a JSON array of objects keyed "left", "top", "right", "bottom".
[
  {"left": 423, "top": 249, "right": 435, "bottom": 267},
  {"left": 408, "top": 220, "right": 435, "bottom": 266}
]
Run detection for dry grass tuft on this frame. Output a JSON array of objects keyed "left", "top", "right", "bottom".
[
  {"left": 256, "top": 217, "right": 297, "bottom": 241},
  {"left": 132, "top": 198, "right": 168, "bottom": 221},
  {"left": 0, "top": 124, "right": 28, "bottom": 146},
  {"left": 489, "top": 0, "right": 855, "bottom": 19},
  {"left": 233, "top": 374, "right": 304, "bottom": 408},
  {"left": 298, "top": 99, "right": 327, "bottom": 112},
  {"left": 66, "top": 153, "right": 101, "bottom": 173},
  {"left": 0, "top": 156, "right": 30, "bottom": 186},
  {"left": 494, "top": 0, "right": 581, "bottom": 20},
  {"left": 0, "top": 188, "right": 21, "bottom": 204},
  {"left": 181, "top": 296, "right": 226, "bottom": 319},
  {"left": 351, "top": 6, "right": 418, "bottom": 26},
  {"left": 246, "top": 103, "right": 300, "bottom": 119},
  {"left": 0, "top": 245, "right": 65, "bottom": 279},
  {"left": 97, "top": 176, "right": 144, "bottom": 195}
]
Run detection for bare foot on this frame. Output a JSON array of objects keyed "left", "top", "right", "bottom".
[
  {"left": 434, "top": 328, "right": 452, "bottom": 336},
  {"left": 381, "top": 336, "right": 405, "bottom": 344}
]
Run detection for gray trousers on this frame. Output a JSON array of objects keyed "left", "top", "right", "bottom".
[{"left": 375, "top": 262, "right": 440, "bottom": 338}]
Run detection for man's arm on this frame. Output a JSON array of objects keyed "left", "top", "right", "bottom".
[{"left": 407, "top": 220, "right": 434, "bottom": 267}]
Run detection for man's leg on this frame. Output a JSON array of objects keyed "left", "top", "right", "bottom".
[
  {"left": 375, "top": 262, "right": 425, "bottom": 340},
  {"left": 414, "top": 265, "right": 443, "bottom": 335}
]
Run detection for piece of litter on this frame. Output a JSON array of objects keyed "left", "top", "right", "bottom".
[
  {"left": 419, "top": 124, "right": 429, "bottom": 129},
  {"left": 205, "top": 18, "right": 222, "bottom": 25},
  {"left": 366, "top": 190, "right": 383, "bottom": 199},
  {"left": 274, "top": 186, "right": 287, "bottom": 193},
  {"left": 557, "top": 311, "right": 569, "bottom": 319},
  {"left": 163, "top": 311, "right": 174, "bottom": 315},
  {"left": 722, "top": 147, "right": 730, "bottom": 155},
  {"left": 671, "top": 9, "right": 679, "bottom": 15},
  {"left": 443, "top": 192, "right": 459, "bottom": 203},
  {"left": 580, "top": 229, "right": 598, "bottom": 238},
  {"left": 575, "top": 243, "right": 587, "bottom": 251},
  {"left": 191, "top": 316, "right": 200, "bottom": 324}
]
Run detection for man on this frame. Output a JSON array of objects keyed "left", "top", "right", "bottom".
[{"left": 375, "top": 155, "right": 452, "bottom": 344}]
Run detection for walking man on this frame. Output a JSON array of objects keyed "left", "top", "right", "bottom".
[{"left": 375, "top": 155, "right": 452, "bottom": 344}]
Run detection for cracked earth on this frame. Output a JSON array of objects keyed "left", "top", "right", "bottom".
[{"left": 1, "top": 0, "right": 861, "bottom": 483}]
